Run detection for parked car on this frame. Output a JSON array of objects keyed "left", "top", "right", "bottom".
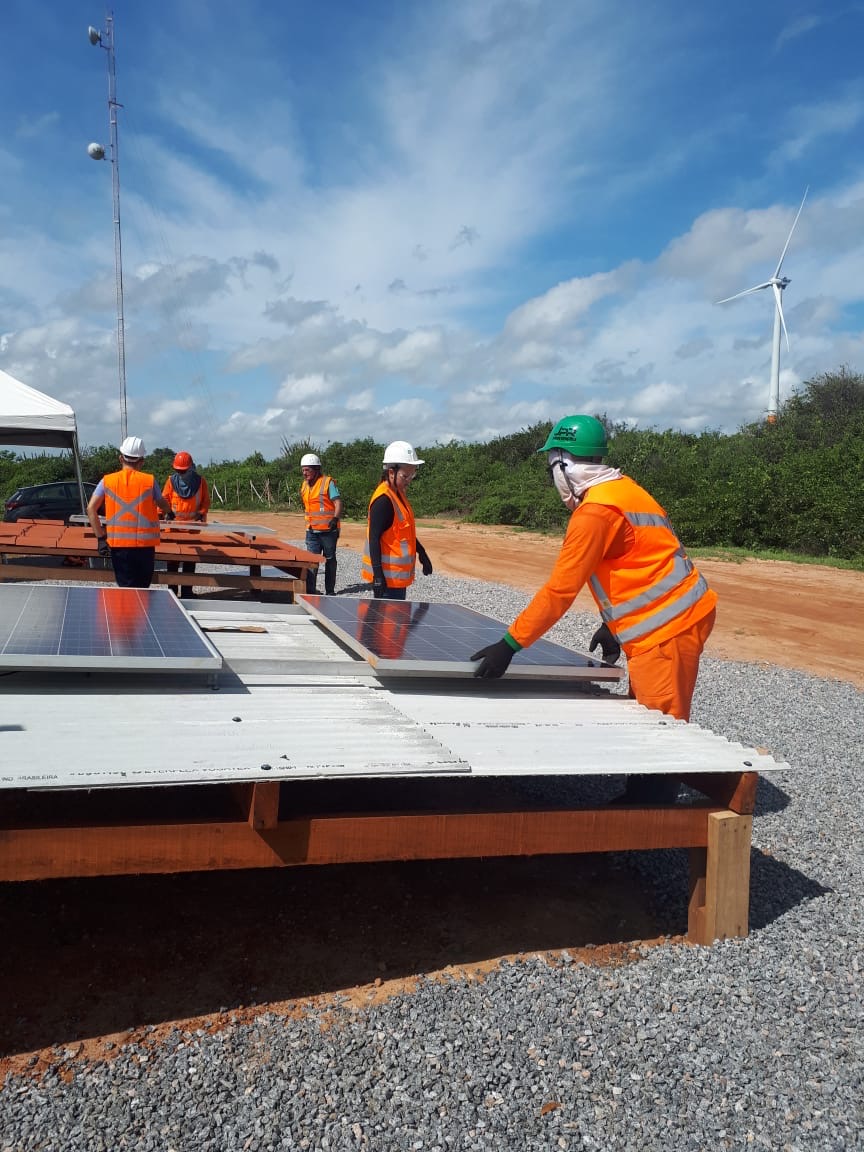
[{"left": 3, "top": 481, "right": 97, "bottom": 524}]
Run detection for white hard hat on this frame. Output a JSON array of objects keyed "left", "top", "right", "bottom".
[
  {"left": 300, "top": 453, "right": 321, "bottom": 468},
  {"left": 383, "top": 441, "right": 424, "bottom": 466},
  {"left": 120, "top": 435, "right": 146, "bottom": 458}
]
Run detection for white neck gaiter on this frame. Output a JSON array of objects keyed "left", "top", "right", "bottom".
[{"left": 548, "top": 451, "right": 623, "bottom": 510}]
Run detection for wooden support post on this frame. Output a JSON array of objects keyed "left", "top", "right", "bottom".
[
  {"left": 229, "top": 782, "right": 280, "bottom": 830},
  {"left": 688, "top": 811, "right": 752, "bottom": 945},
  {"left": 248, "top": 782, "right": 280, "bottom": 830}
]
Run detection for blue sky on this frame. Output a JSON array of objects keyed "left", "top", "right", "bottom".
[{"left": 2, "top": 0, "right": 863, "bottom": 463}]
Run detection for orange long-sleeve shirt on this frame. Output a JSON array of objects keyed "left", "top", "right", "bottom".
[{"left": 508, "top": 504, "right": 627, "bottom": 650}]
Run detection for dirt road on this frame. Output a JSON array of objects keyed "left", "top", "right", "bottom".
[{"left": 244, "top": 511, "right": 864, "bottom": 689}]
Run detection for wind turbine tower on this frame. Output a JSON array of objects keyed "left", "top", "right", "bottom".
[{"left": 716, "top": 188, "right": 808, "bottom": 424}]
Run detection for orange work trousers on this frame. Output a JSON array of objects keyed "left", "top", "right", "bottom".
[{"left": 625, "top": 608, "right": 716, "bottom": 722}]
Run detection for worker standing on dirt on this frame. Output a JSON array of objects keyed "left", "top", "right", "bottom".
[
  {"left": 162, "top": 450, "right": 211, "bottom": 599},
  {"left": 87, "top": 436, "right": 174, "bottom": 589},
  {"left": 300, "top": 453, "right": 343, "bottom": 596},
  {"left": 361, "top": 441, "right": 433, "bottom": 600},
  {"left": 470, "top": 415, "right": 717, "bottom": 803}
]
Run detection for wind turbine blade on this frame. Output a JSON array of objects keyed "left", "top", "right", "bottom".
[
  {"left": 773, "top": 282, "right": 790, "bottom": 352},
  {"left": 773, "top": 186, "right": 809, "bottom": 278},
  {"left": 715, "top": 282, "right": 773, "bottom": 305}
]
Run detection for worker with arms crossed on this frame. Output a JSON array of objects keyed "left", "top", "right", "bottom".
[
  {"left": 300, "top": 452, "right": 343, "bottom": 596},
  {"left": 87, "top": 435, "right": 174, "bottom": 589},
  {"left": 162, "top": 450, "right": 210, "bottom": 599},
  {"left": 471, "top": 415, "right": 717, "bottom": 804},
  {"left": 361, "top": 441, "right": 433, "bottom": 600}
]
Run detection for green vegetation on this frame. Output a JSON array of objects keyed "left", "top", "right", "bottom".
[{"left": 3, "top": 367, "right": 863, "bottom": 568}]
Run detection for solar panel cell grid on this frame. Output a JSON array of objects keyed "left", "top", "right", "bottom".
[
  {"left": 300, "top": 596, "right": 622, "bottom": 681},
  {"left": 0, "top": 585, "right": 221, "bottom": 671}
]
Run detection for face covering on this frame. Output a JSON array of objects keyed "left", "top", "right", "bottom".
[{"left": 548, "top": 451, "right": 623, "bottom": 510}]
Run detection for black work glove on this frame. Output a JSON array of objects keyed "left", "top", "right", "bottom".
[
  {"left": 164, "top": 510, "right": 176, "bottom": 521},
  {"left": 372, "top": 573, "right": 387, "bottom": 598},
  {"left": 195, "top": 512, "right": 206, "bottom": 522},
  {"left": 417, "top": 544, "right": 433, "bottom": 576},
  {"left": 97, "top": 538, "right": 110, "bottom": 558},
  {"left": 471, "top": 638, "right": 515, "bottom": 679},
  {"left": 589, "top": 622, "right": 621, "bottom": 664},
  {"left": 328, "top": 517, "right": 340, "bottom": 532}
]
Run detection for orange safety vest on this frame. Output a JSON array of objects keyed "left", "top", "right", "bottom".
[
  {"left": 162, "top": 476, "right": 210, "bottom": 521},
  {"left": 301, "top": 474, "right": 338, "bottom": 531},
  {"left": 103, "top": 469, "right": 160, "bottom": 549},
  {"left": 361, "top": 481, "right": 416, "bottom": 588},
  {"left": 582, "top": 476, "right": 716, "bottom": 654}
]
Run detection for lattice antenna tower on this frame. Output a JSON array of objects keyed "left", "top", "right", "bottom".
[{"left": 87, "top": 13, "right": 128, "bottom": 441}]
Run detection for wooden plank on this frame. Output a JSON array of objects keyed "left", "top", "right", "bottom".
[
  {"left": 688, "top": 811, "right": 752, "bottom": 944},
  {"left": 679, "top": 770, "right": 758, "bottom": 814},
  {"left": 0, "top": 563, "right": 305, "bottom": 594},
  {"left": 0, "top": 806, "right": 718, "bottom": 882}
]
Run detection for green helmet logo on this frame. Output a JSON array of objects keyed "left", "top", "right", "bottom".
[{"left": 539, "top": 414, "right": 608, "bottom": 457}]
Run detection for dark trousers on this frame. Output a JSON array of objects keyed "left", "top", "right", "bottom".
[
  {"left": 166, "top": 559, "right": 197, "bottom": 599},
  {"left": 305, "top": 529, "right": 339, "bottom": 595},
  {"left": 110, "top": 546, "right": 156, "bottom": 588}
]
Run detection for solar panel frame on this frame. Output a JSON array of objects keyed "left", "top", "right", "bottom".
[
  {"left": 299, "top": 595, "right": 622, "bottom": 681},
  {"left": 0, "top": 584, "right": 222, "bottom": 672}
]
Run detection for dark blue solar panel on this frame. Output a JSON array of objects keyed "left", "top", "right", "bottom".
[
  {"left": 300, "top": 596, "right": 620, "bottom": 680},
  {"left": 0, "top": 585, "right": 221, "bottom": 670}
]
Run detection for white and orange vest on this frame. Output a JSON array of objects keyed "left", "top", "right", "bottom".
[
  {"left": 582, "top": 476, "right": 716, "bottom": 654},
  {"left": 103, "top": 469, "right": 160, "bottom": 549},
  {"left": 162, "top": 477, "right": 210, "bottom": 522},
  {"left": 301, "top": 474, "right": 338, "bottom": 531},
  {"left": 361, "top": 481, "right": 416, "bottom": 588}
]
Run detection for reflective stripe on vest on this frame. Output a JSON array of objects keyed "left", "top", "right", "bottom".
[
  {"left": 104, "top": 471, "right": 160, "bottom": 548},
  {"left": 611, "top": 573, "right": 710, "bottom": 644},
  {"left": 302, "top": 475, "right": 337, "bottom": 531},
  {"left": 590, "top": 548, "right": 692, "bottom": 622},
  {"left": 168, "top": 485, "right": 203, "bottom": 521},
  {"left": 583, "top": 477, "right": 710, "bottom": 646},
  {"left": 361, "top": 482, "right": 416, "bottom": 587}
]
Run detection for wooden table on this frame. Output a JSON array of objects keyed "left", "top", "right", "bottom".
[{"left": 0, "top": 520, "right": 319, "bottom": 598}]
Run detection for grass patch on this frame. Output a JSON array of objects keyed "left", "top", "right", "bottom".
[{"left": 689, "top": 545, "right": 864, "bottom": 571}]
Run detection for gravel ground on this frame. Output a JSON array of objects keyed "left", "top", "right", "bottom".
[{"left": 2, "top": 546, "right": 863, "bottom": 1150}]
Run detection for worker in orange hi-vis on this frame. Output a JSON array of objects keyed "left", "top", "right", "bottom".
[
  {"left": 470, "top": 414, "right": 717, "bottom": 804},
  {"left": 87, "top": 436, "right": 174, "bottom": 589},
  {"left": 162, "top": 451, "right": 211, "bottom": 599}
]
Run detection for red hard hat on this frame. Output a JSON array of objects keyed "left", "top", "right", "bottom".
[{"left": 173, "top": 451, "right": 193, "bottom": 470}]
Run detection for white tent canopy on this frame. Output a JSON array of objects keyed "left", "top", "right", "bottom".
[
  {"left": 0, "top": 367, "right": 79, "bottom": 449},
  {"left": 0, "top": 367, "right": 86, "bottom": 507}
]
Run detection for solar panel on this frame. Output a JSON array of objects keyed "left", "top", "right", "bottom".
[
  {"left": 0, "top": 584, "right": 222, "bottom": 671},
  {"left": 299, "top": 596, "right": 623, "bottom": 680}
]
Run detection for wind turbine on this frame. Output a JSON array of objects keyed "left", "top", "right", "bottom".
[{"left": 716, "top": 187, "right": 808, "bottom": 424}]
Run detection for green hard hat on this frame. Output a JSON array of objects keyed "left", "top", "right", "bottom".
[{"left": 538, "top": 414, "right": 608, "bottom": 457}]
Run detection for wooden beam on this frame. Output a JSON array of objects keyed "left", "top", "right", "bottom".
[
  {"left": 687, "top": 811, "right": 752, "bottom": 944},
  {"left": 679, "top": 771, "right": 759, "bottom": 814},
  {"left": 0, "top": 806, "right": 718, "bottom": 883}
]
